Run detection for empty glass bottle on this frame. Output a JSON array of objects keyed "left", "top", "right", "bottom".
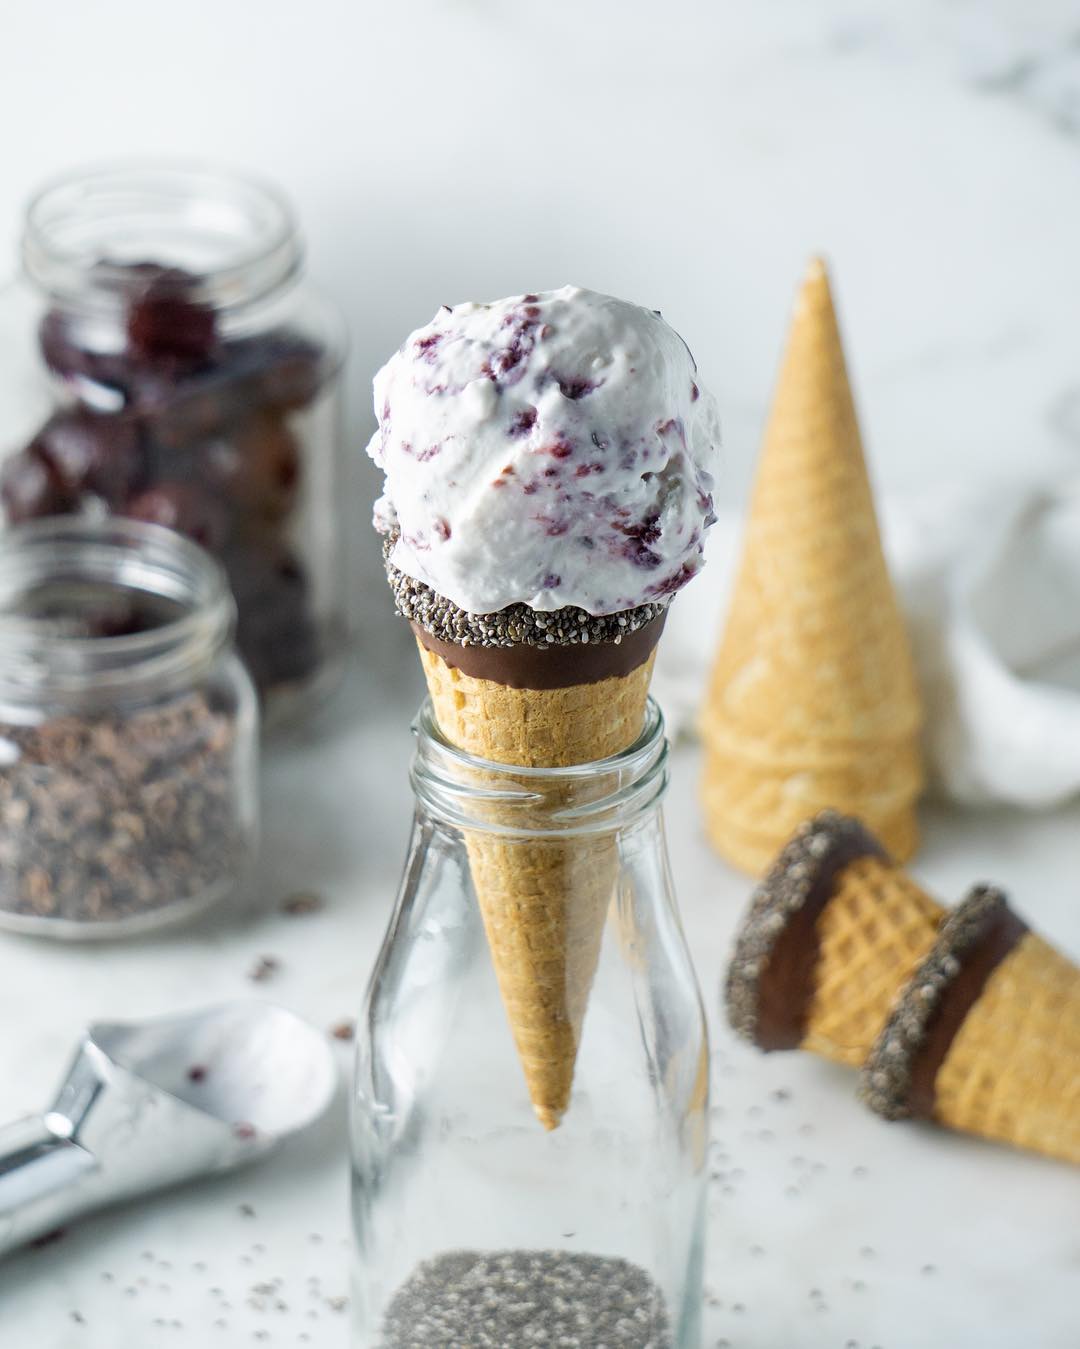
[{"left": 351, "top": 698, "right": 708, "bottom": 1348}]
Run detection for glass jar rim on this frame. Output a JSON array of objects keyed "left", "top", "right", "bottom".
[
  {"left": 411, "top": 696, "right": 669, "bottom": 837},
  {"left": 0, "top": 517, "right": 235, "bottom": 702},
  {"left": 21, "top": 161, "right": 302, "bottom": 313}
]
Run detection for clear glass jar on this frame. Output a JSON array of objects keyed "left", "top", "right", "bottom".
[
  {"left": 351, "top": 699, "right": 709, "bottom": 1349},
  {"left": 0, "top": 517, "right": 258, "bottom": 939},
  {"left": 0, "top": 163, "right": 347, "bottom": 725}
]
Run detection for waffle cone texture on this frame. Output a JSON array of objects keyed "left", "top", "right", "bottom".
[
  {"left": 702, "top": 260, "right": 923, "bottom": 874},
  {"left": 861, "top": 887, "right": 1080, "bottom": 1166},
  {"left": 728, "top": 811, "right": 1080, "bottom": 1166},
  {"left": 418, "top": 639, "right": 655, "bottom": 1130}
]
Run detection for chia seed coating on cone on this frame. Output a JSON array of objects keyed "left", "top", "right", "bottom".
[
  {"left": 724, "top": 810, "right": 887, "bottom": 1047},
  {"left": 859, "top": 884, "right": 1016, "bottom": 1120},
  {"left": 384, "top": 540, "right": 666, "bottom": 651}
]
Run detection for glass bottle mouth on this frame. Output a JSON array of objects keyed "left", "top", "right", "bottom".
[
  {"left": 0, "top": 518, "right": 235, "bottom": 704},
  {"left": 411, "top": 697, "right": 669, "bottom": 837},
  {"left": 22, "top": 162, "right": 302, "bottom": 313}
]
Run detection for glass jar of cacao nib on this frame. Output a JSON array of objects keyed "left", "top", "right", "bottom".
[
  {"left": 0, "top": 163, "right": 347, "bottom": 726},
  {"left": 0, "top": 518, "right": 258, "bottom": 939}
]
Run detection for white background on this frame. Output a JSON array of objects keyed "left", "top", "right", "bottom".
[
  {"left": 1, "top": 3, "right": 1079, "bottom": 1347},
  {"left": 5, "top": 0, "right": 1080, "bottom": 520}
]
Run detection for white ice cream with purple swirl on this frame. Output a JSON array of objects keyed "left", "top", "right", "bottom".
[{"left": 368, "top": 285, "right": 720, "bottom": 616}]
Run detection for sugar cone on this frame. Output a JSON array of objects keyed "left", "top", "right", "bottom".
[
  {"left": 418, "top": 640, "right": 655, "bottom": 1130},
  {"left": 702, "top": 259, "right": 922, "bottom": 874},
  {"left": 725, "top": 812, "right": 944, "bottom": 1062},
  {"left": 862, "top": 887, "right": 1080, "bottom": 1166}
]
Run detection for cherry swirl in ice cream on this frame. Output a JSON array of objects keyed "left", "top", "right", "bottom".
[{"left": 368, "top": 286, "right": 720, "bottom": 617}]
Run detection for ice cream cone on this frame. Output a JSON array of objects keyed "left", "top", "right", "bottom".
[
  {"left": 725, "top": 811, "right": 944, "bottom": 1063},
  {"left": 367, "top": 285, "right": 721, "bottom": 1130},
  {"left": 417, "top": 637, "right": 656, "bottom": 1130},
  {"left": 862, "top": 886, "right": 1080, "bottom": 1166},
  {"left": 701, "top": 259, "right": 922, "bottom": 873}
]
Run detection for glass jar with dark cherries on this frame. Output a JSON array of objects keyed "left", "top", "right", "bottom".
[{"left": 0, "top": 164, "right": 347, "bottom": 725}]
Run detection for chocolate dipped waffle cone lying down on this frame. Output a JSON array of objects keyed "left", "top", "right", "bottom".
[
  {"left": 727, "top": 811, "right": 1080, "bottom": 1166},
  {"left": 367, "top": 286, "right": 721, "bottom": 1128}
]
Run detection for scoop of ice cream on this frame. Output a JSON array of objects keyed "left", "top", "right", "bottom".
[{"left": 367, "top": 285, "right": 720, "bottom": 617}]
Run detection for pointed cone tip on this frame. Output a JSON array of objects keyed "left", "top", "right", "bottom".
[
  {"left": 804, "top": 254, "right": 830, "bottom": 284},
  {"left": 794, "top": 255, "right": 835, "bottom": 316}
]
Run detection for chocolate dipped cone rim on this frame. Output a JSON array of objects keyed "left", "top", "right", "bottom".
[
  {"left": 412, "top": 610, "right": 666, "bottom": 690},
  {"left": 724, "top": 810, "right": 888, "bottom": 1049},
  {"left": 859, "top": 884, "right": 1026, "bottom": 1121}
]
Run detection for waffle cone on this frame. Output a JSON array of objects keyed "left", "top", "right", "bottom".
[
  {"left": 417, "top": 639, "right": 655, "bottom": 1130},
  {"left": 725, "top": 812, "right": 940, "bottom": 1057},
  {"left": 800, "top": 853, "right": 942, "bottom": 1065},
  {"left": 702, "top": 259, "right": 922, "bottom": 872},
  {"left": 931, "top": 932, "right": 1080, "bottom": 1164},
  {"left": 702, "top": 742, "right": 921, "bottom": 869}
]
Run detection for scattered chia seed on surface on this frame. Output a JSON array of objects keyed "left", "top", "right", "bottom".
[
  {"left": 248, "top": 955, "right": 281, "bottom": 983},
  {"left": 281, "top": 891, "right": 323, "bottom": 916},
  {"left": 384, "top": 540, "right": 666, "bottom": 650},
  {"left": 380, "top": 1250, "right": 671, "bottom": 1348}
]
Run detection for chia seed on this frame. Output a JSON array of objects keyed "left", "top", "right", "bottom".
[
  {"left": 383, "top": 539, "right": 666, "bottom": 650},
  {"left": 380, "top": 1249, "right": 671, "bottom": 1348},
  {"left": 724, "top": 810, "right": 881, "bottom": 1044},
  {"left": 859, "top": 884, "right": 1008, "bottom": 1120},
  {"left": 0, "top": 689, "right": 247, "bottom": 929}
]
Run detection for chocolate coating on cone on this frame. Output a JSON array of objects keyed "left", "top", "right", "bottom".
[
  {"left": 725, "top": 811, "right": 887, "bottom": 1048},
  {"left": 412, "top": 612, "right": 665, "bottom": 690},
  {"left": 860, "top": 885, "right": 1026, "bottom": 1121}
]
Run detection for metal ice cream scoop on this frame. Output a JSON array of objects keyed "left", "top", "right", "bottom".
[{"left": 0, "top": 1001, "right": 337, "bottom": 1256}]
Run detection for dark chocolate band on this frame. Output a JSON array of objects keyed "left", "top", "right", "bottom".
[
  {"left": 412, "top": 612, "right": 666, "bottom": 690},
  {"left": 860, "top": 885, "right": 1026, "bottom": 1122},
  {"left": 756, "top": 826, "right": 887, "bottom": 1049},
  {"left": 907, "top": 902, "right": 1028, "bottom": 1119},
  {"left": 725, "top": 812, "right": 887, "bottom": 1050}
]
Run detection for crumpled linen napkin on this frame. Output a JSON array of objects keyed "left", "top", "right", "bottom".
[{"left": 654, "top": 478, "right": 1080, "bottom": 809}]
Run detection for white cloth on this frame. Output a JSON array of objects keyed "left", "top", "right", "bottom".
[{"left": 654, "top": 477, "right": 1080, "bottom": 808}]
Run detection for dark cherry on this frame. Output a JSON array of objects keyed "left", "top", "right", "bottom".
[
  {"left": 33, "top": 409, "right": 145, "bottom": 507},
  {"left": 224, "top": 539, "right": 319, "bottom": 690},
  {"left": 199, "top": 413, "right": 301, "bottom": 520},
  {"left": 139, "top": 332, "right": 324, "bottom": 447},
  {"left": 0, "top": 446, "right": 76, "bottom": 523},
  {"left": 38, "top": 311, "right": 132, "bottom": 406},
  {"left": 137, "top": 366, "right": 251, "bottom": 449},
  {"left": 124, "top": 482, "right": 231, "bottom": 552},
  {"left": 259, "top": 333, "right": 325, "bottom": 410},
  {"left": 125, "top": 266, "right": 217, "bottom": 365}
]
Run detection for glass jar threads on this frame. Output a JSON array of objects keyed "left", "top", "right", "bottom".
[
  {"left": 0, "top": 518, "right": 258, "bottom": 939},
  {"left": 0, "top": 163, "right": 347, "bottom": 723},
  {"left": 351, "top": 699, "right": 709, "bottom": 1348}
]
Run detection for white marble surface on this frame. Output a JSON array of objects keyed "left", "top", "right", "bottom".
[
  {"left": 0, "top": 663, "right": 1077, "bottom": 1348},
  {"left": 1, "top": 2, "right": 1080, "bottom": 1346}
]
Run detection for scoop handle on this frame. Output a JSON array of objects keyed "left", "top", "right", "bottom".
[{"left": 0, "top": 1114, "right": 97, "bottom": 1257}]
